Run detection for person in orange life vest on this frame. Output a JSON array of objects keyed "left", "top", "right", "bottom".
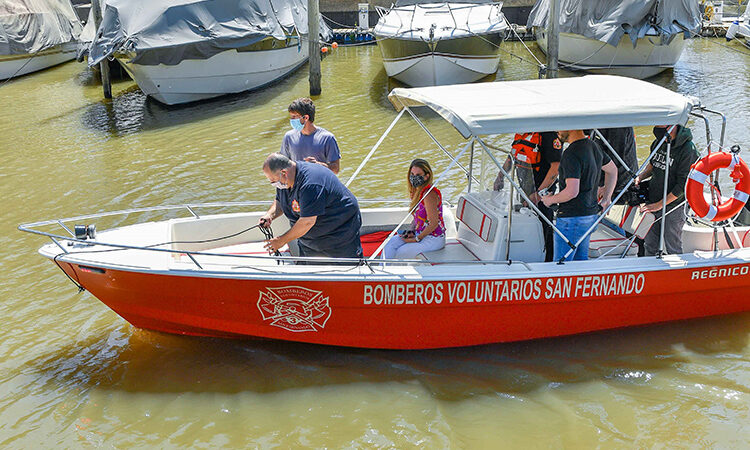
[
  {"left": 383, "top": 159, "right": 447, "bottom": 259},
  {"left": 494, "top": 132, "right": 562, "bottom": 261}
]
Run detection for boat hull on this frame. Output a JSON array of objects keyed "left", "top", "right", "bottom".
[
  {"left": 535, "top": 30, "right": 687, "bottom": 79},
  {"left": 376, "top": 34, "right": 502, "bottom": 86},
  {"left": 117, "top": 43, "right": 309, "bottom": 105},
  {"left": 0, "top": 42, "right": 76, "bottom": 80},
  {"left": 55, "top": 258, "right": 750, "bottom": 349}
]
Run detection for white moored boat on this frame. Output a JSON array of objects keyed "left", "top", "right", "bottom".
[
  {"left": 528, "top": 0, "right": 701, "bottom": 79},
  {"left": 87, "top": 0, "right": 331, "bottom": 105},
  {"left": 20, "top": 76, "right": 750, "bottom": 349},
  {"left": 373, "top": 0, "right": 508, "bottom": 86},
  {"left": 726, "top": 6, "right": 750, "bottom": 48},
  {"left": 0, "top": 0, "right": 82, "bottom": 80}
]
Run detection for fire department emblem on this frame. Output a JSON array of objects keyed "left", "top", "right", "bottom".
[
  {"left": 292, "top": 199, "right": 300, "bottom": 213},
  {"left": 553, "top": 138, "right": 562, "bottom": 150},
  {"left": 257, "top": 286, "right": 331, "bottom": 332}
]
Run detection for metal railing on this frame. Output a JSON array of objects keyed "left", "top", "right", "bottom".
[{"left": 19, "top": 200, "right": 534, "bottom": 272}]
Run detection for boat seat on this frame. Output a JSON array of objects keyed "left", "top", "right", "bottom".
[
  {"left": 589, "top": 206, "right": 656, "bottom": 258},
  {"left": 604, "top": 204, "right": 655, "bottom": 239},
  {"left": 589, "top": 226, "right": 638, "bottom": 258},
  {"left": 416, "top": 239, "right": 480, "bottom": 263}
]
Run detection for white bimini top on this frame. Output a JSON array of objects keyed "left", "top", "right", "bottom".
[{"left": 388, "top": 75, "right": 697, "bottom": 138}]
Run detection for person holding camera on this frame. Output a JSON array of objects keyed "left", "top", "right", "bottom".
[
  {"left": 383, "top": 159, "right": 446, "bottom": 259},
  {"left": 635, "top": 125, "right": 699, "bottom": 256}
]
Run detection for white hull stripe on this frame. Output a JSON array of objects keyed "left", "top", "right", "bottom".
[
  {"left": 703, "top": 204, "right": 718, "bottom": 220},
  {"left": 733, "top": 190, "right": 750, "bottom": 203},
  {"left": 688, "top": 170, "right": 709, "bottom": 185}
]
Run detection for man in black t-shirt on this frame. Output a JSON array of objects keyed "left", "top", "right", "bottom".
[
  {"left": 259, "top": 153, "right": 362, "bottom": 260},
  {"left": 494, "top": 131, "right": 562, "bottom": 261},
  {"left": 542, "top": 130, "right": 618, "bottom": 262}
]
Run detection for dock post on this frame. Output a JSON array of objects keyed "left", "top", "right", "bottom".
[
  {"left": 90, "top": 0, "right": 112, "bottom": 98},
  {"left": 546, "top": 0, "right": 559, "bottom": 79},
  {"left": 308, "top": 0, "right": 322, "bottom": 95}
]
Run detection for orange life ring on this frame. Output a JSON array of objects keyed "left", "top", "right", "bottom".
[{"left": 686, "top": 152, "right": 750, "bottom": 222}]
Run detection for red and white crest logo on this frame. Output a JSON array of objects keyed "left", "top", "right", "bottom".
[
  {"left": 257, "top": 286, "right": 331, "bottom": 332},
  {"left": 292, "top": 199, "right": 300, "bottom": 213}
]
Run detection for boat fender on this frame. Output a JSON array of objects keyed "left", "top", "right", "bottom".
[
  {"left": 726, "top": 21, "right": 739, "bottom": 41},
  {"left": 686, "top": 152, "right": 750, "bottom": 222}
]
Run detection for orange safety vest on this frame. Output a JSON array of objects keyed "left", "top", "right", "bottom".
[{"left": 512, "top": 132, "right": 542, "bottom": 166}]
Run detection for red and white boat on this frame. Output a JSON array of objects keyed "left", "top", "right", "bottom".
[{"left": 20, "top": 76, "right": 750, "bottom": 349}]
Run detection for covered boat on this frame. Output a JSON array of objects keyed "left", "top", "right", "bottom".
[
  {"left": 0, "top": 0, "right": 82, "bottom": 80},
  {"left": 373, "top": 0, "right": 508, "bottom": 86},
  {"left": 20, "top": 75, "right": 750, "bottom": 349},
  {"left": 87, "top": 0, "right": 332, "bottom": 105},
  {"left": 527, "top": 0, "right": 701, "bottom": 79}
]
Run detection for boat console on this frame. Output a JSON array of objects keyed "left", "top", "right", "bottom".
[{"left": 418, "top": 191, "right": 545, "bottom": 263}]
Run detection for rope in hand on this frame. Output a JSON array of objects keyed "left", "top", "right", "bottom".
[{"left": 259, "top": 224, "right": 281, "bottom": 257}]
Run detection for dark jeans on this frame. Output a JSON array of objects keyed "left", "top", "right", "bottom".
[{"left": 297, "top": 239, "right": 363, "bottom": 265}]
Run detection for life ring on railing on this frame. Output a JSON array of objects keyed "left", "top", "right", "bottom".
[{"left": 686, "top": 152, "right": 750, "bottom": 222}]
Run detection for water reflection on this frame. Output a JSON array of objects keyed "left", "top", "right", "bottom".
[{"left": 26, "top": 312, "right": 750, "bottom": 398}]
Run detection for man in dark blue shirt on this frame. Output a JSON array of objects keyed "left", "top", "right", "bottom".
[{"left": 260, "top": 153, "right": 362, "bottom": 260}]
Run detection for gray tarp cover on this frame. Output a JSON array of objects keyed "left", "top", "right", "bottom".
[
  {"left": 0, "top": 0, "right": 82, "bottom": 55},
  {"left": 89, "top": 0, "right": 332, "bottom": 66},
  {"left": 527, "top": 0, "right": 701, "bottom": 46}
]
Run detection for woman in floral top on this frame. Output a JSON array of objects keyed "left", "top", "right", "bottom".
[{"left": 383, "top": 159, "right": 446, "bottom": 259}]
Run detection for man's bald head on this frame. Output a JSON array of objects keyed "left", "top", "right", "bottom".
[{"left": 263, "top": 153, "right": 292, "bottom": 174}]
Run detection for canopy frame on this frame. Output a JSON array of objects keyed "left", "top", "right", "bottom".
[{"left": 348, "top": 77, "right": 722, "bottom": 263}]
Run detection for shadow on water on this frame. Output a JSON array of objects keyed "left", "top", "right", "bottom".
[
  {"left": 367, "top": 67, "right": 404, "bottom": 112},
  {"left": 25, "top": 312, "right": 750, "bottom": 400},
  {"left": 78, "top": 73, "right": 300, "bottom": 137}
]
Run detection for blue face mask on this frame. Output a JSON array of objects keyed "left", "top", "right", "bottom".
[{"left": 290, "top": 118, "right": 304, "bottom": 132}]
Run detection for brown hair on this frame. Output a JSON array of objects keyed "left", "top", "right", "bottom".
[
  {"left": 288, "top": 97, "right": 315, "bottom": 122},
  {"left": 408, "top": 159, "right": 434, "bottom": 210}
]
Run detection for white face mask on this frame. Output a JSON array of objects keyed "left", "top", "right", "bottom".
[{"left": 270, "top": 171, "right": 288, "bottom": 189}]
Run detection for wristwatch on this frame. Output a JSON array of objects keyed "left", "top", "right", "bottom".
[{"left": 415, "top": 235, "right": 421, "bottom": 242}]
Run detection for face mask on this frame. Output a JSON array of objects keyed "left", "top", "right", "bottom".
[
  {"left": 290, "top": 118, "right": 304, "bottom": 131},
  {"left": 653, "top": 126, "right": 667, "bottom": 141},
  {"left": 271, "top": 172, "right": 288, "bottom": 189},
  {"left": 409, "top": 174, "right": 426, "bottom": 188}
]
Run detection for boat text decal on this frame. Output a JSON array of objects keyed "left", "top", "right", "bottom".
[
  {"left": 691, "top": 265, "right": 748, "bottom": 280},
  {"left": 258, "top": 286, "right": 331, "bottom": 332},
  {"left": 363, "top": 274, "right": 646, "bottom": 306}
]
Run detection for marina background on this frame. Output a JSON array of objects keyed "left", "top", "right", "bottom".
[{"left": 1, "top": 19, "right": 750, "bottom": 450}]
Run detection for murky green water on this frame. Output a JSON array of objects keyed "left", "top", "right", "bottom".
[{"left": 1, "top": 40, "right": 749, "bottom": 447}]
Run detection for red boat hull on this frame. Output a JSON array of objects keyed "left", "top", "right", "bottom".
[{"left": 60, "top": 262, "right": 750, "bottom": 349}]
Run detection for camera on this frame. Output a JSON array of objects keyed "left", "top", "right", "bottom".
[{"left": 621, "top": 180, "right": 650, "bottom": 206}]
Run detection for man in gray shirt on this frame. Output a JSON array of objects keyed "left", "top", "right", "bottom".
[{"left": 281, "top": 98, "right": 341, "bottom": 174}]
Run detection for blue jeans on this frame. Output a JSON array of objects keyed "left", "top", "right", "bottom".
[{"left": 553, "top": 214, "right": 599, "bottom": 262}]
